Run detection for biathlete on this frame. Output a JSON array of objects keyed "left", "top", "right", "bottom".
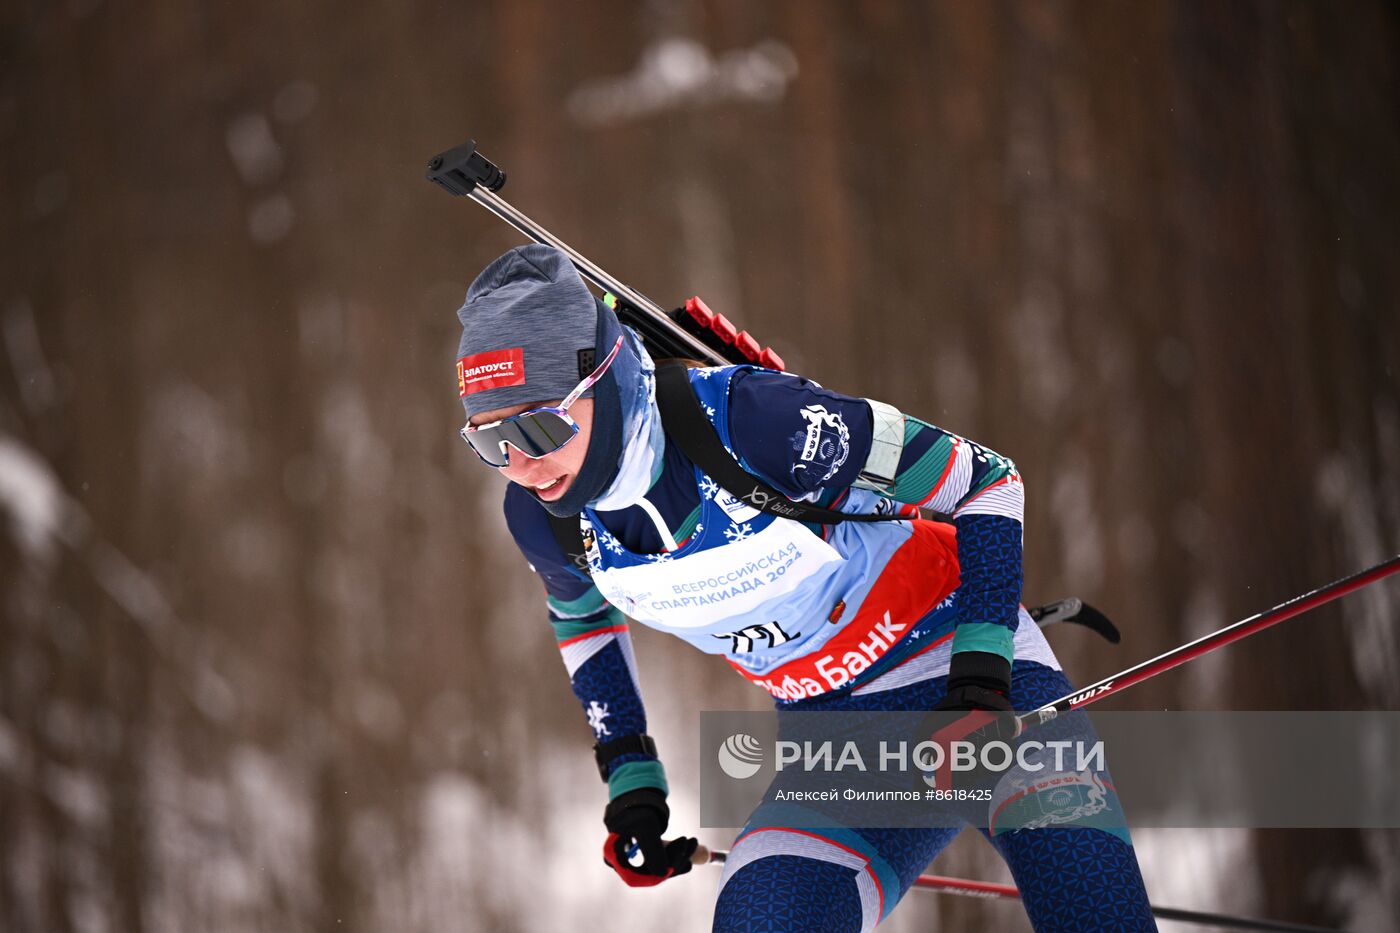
[{"left": 454, "top": 244, "right": 1156, "bottom": 932}]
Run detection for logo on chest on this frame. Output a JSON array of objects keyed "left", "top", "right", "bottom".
[{"left": 715, "top": 488, "right": 762, "bottom": 523}]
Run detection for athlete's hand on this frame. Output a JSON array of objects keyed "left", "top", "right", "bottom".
[
  {"left": 602, "top": 788, "right": 698, "bottom": 887},
  {"left": 926, "top": 651, "right": 1020, "bottom": 790}
]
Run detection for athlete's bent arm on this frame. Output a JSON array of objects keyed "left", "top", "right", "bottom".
[
  {"left": 727, "top": 369, "right": 1025, "bottom": 703},
  {"left": 501, "top": 484, "right": 696, "bottom": 884},
  {"left": 502, "top": 483, "right": 664, "bottom": 797}
]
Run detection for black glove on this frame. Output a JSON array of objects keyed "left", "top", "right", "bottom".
[
  {"left": 926, "top": 651, "right": 1020, "bottom": 790},
  {"left": 935, "top": 651, "right": 1016, "bottom": 720},
  {"left": 602, "top": 788, "right": 698, "bottom": 887}
]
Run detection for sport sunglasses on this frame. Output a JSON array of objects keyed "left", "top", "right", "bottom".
[{"left": 460, "top": 335, "right": 624, "bottom": 468}]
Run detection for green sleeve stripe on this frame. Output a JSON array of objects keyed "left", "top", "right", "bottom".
[
  {"left": 889, "top": 435, "right": 954, "bottom": 503},
  {"left": 951, "top": 623, "right": 1015, "bottom": 663},
  {"left": 547, "top": 588, "right": 608, "bottom": 619},
  {"left": 675, "top": 505, "right": 703, "bottom": 543},
  {"left": 607, "top": 759, "right": 668, "bottom": 800},
  {"left": 550, "top": 606, "right": 625, "bottom": 643}
]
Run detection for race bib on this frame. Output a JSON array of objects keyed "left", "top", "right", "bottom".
[{"left": 592, "top": 518, "right": 842, "bottom": 630}]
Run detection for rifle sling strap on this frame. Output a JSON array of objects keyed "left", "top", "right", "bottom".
[{"left": 546, "top": 361, "right": 908, "bottom": 573}]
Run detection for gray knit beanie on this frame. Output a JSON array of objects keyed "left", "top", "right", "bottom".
[
  {"left": 455, "top": 244, "right": 636, "bottom": 516},
  {"left": 456, "top": 244, "right": 599, "bottom": 419}
]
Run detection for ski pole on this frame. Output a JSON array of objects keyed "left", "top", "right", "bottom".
[
  {"left": 1023, "top": 555, "right": 1400, "bottom": 727},
  {"left": 1030, "top": 597, "right": 1121, "bottom": 643},
  {"left": 692, "top": 847, "right": 1345, "bottom": 932},
  {"left": 905, "top": 872, "right": 1346, "bottom": 933}
]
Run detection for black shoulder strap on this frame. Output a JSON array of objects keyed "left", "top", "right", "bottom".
[
  {"left": 655, "top": 361, "right": 905, "bottom": 525},
  {"left": 546, "top": 362, "right": 910, "bottom": 581},
  {"left": 547, "top": 513, "right": 590, "bottom": 573}
]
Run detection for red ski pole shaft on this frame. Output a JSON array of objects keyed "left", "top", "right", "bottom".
[
  {"left": 910, "top": 874, "right": 1346, "bottom": 932},
  {"left": 1020, "top": 555, "right": 1400, "bottom": 728},
  {"left": 696, "top": 850, "right": 1345, "bottom": 931}
]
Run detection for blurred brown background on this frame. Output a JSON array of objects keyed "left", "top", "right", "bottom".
[{"left": 2, "top": 1, "right": 1398, "bottom": 931}]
